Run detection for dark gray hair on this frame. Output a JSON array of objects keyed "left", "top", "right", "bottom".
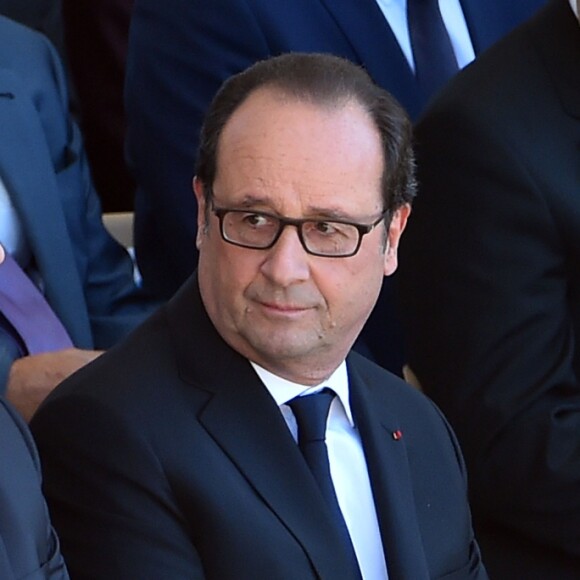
[{"left": 196, "top": 52, "right": 416, "bottom": 214}]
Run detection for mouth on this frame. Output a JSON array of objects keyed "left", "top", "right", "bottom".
[{"left": 254, "top": 300, "right": 314, "bottom": 317}]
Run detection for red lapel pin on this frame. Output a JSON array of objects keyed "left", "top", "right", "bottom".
[{"left": 392, "top": 430, "right": 403, "bottom": 441}]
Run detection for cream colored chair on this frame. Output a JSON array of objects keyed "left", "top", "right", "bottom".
[
  {"left": 402, "top": 364, "right": 423, "bottom": 392},
  {"left": 103, "top": 212, "right": 140, "bottom": 284},
  {"left": 103, "top": 212, "right": 134, "bottom": 249}
]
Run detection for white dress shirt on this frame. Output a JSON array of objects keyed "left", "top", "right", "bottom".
[
  {"left": 570, "top": 0, "right": 578, "bottom": 19},
  {"left": 251, "top": 361, "right": 389, "bottom": 580},
  {"left": 0, "top": 175, "right": 31, "bottom": 267},
  {"left": 374, "top": 0, "right": 476, "bottom": 70}
]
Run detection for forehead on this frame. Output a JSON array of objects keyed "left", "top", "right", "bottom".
[{"left": 214, "top": 88, "right": 384, "bottom": 216}]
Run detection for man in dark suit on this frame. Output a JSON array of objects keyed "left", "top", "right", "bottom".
[
  {"left": 125, "top": 0, "right": 546, "bottom": 374},
  {"left": 32, "top": 54, "right": 487, "bottom": 579},
  {"left": 397, "top": 0, "right": 580, "bottom": 576},
  {"left": 0, "top": 15, "right": 156, "bottom": 421},
  {"left": 0, "top": 397, "right": 67, "bottom": 579}
]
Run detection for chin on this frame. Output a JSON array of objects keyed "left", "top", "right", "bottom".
[{"left": 248, "top": 330, "right": 327, "bottom": 361}]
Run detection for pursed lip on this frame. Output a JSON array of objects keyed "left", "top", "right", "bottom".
[{"left": 255, "top": 300, "right": 314, "bottom": 316}]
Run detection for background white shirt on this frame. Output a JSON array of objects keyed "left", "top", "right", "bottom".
[
  {"left": 374, "top": 0, "right": 475, "bottom": 70},
  {"left": 0, "top": 176, "right": 31, "bottom": 267}
]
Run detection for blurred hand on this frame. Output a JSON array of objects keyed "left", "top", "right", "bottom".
[{"left": 7, "top": 348, "right": 103, "bottom": 422}]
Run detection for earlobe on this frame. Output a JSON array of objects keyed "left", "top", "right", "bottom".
[
  {"left": 193, "top": 176, "right": 208, "bottom": 243},
  {"left": 196, "top": 229, "right": 204, "bottom": 250},
  {"left": 383, "top": 249, "right": 397, "bottom": 276},
  {"left": 383, "top": 204, "right": 412, "bottom": 276}
]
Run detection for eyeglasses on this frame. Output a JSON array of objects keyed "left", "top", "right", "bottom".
[{"left": 211, "top": 203, "right": 389, "bottom": 258}]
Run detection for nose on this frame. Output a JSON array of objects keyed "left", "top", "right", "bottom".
[{"left": 259, "top": 224, "right": 310, "bottom": 287}]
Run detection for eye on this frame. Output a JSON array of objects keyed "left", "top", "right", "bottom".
[
  {"left": 312, "top": 221, "right": 349, "bottom": 237},
  {"left": 241, "top": 213, "right": 272, "bottom": 228},
  {"left": 314, "top": 221, "right": 337, "bottom": 235}
]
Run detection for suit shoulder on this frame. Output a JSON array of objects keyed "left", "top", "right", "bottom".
[
  {"left": 348, "top": 350, "right": 436, "bottom": 410},
  {"left": 0, "top": 14, "right": 66, "bottom": 115},
  {"left": 0, "top": 15, "right": 54, "bottom": 65},
  {"left": 349, "top": 351, "right": 459, "bottom": 437}
]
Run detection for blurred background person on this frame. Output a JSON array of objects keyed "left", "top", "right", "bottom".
[
  {"left": 398, "top": 0, "right": 580, "bottom": 576},
  {"left": 0, "top": 14, "right": 157, "bottom": 421}
]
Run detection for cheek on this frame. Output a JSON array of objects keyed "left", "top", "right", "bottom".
[
  {"left": 316, "top": 254, "right": 385, "bottom": 313},
  {"left": 200, "top": 249, "right": 254, "bottom": 332},
  {"left": 215, "top": 247, "right": 261, "bottom": 303}
]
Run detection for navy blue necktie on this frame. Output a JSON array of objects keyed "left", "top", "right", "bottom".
[
  {"left": 288, "top": 389, "right": 362, "bottom": 579},
  {"left": 407, "top": 0, "right": 459, "bottom": 99}
]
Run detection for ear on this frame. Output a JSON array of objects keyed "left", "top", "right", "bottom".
[
  {"left": 383, "top": 203, "right": 411, "bottom": 276},
  {"left": 193, "top": 176, "right": 208, "bottom": 249}
]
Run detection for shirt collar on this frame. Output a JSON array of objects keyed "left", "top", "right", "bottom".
[
  {"left": 250, "top": 360, "right": 354, "bottom": 426},
  {"left": 570, "top": 0, "right": 579, "bottom": 20}
]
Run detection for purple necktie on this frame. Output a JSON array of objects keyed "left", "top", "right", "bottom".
[
  {"left": 0, "top": 249, "right": 73, "bottom": 354},
  {"left": 407, "top": 0, "right": 459, "bottom": 99}
]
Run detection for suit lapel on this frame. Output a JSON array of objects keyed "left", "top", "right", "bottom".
[
  {"left": 168, "top": 278, "right": 361, "bottom": 579},
  {"left": 317, "top": 0, "right": 423, "bottom": 118},
  {"left": 348, "top": 359, "right": 430, "bottom": 580},
  {"left": 0, "top": 70, "right": 91, "bottom": 346},
  {"left": 199, "top": 370, "right": 359, "bottom": 578}
]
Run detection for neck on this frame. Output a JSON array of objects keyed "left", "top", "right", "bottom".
[{"left": 244, "top": 347, "right": 349, "bottom": 386}]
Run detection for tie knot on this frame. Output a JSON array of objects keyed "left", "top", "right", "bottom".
[{"left": 288, "top": 388, "right": 335, "bottom": 444}]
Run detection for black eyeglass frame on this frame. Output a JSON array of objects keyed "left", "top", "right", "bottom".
[{"left": 211, "top": 202, "right": 390, "bottom": 258}]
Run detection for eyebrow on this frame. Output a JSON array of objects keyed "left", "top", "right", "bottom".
[
  {"left": 304, "top": 205, "right": 369, "bottom": 221},
  {"left": 217, "top": 195, "right": 378, "bottom": 222}
]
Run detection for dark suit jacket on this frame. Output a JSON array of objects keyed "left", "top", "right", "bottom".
[
  {"left": 397, "top": 0, "right": 580, "bottom": 576},
  {"left": 124, "top": 0, "right": 546, "bottom": 374},
  {"left": 0, "top": 398, "right": 68, "bottom": 579},
  {"left": 0, "top": 15, "right": 157, "bottom": 394},
  {"left": 31, "top": 275, "right": 487, "bottom": 579}
]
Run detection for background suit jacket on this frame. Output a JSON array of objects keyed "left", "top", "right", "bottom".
[
  {"left": 124, "top": 0, "right": 546, "bottom": 374},
  {"left": 0, "top": 398, "right": 67, "bottom": 579},
  {"left": 397, "top": 0, "right": 580, "bottom": 576},
  {"left": 0, "top": 15, "right": 156, "bottom": 394},
  {"left": 32, "top": 275, "right": 487, "bottom": 579}
]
